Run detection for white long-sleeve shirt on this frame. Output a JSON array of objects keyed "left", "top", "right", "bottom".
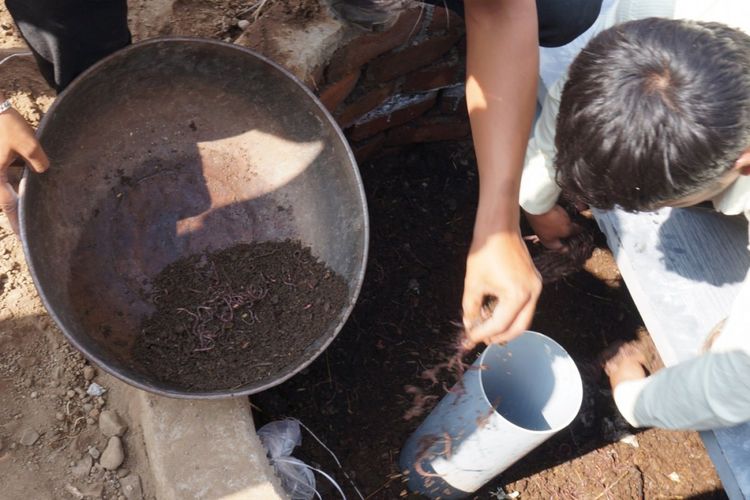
[{"left": 519, "top": 0, "right": 750, "bottom": 430}]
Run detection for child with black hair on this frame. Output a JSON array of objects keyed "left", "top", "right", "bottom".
[{"left": 520, "top": 6, "right": 750, "bottom": 430}]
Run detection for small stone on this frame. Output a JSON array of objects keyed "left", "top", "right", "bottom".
[
  {"left": 237, "top": 19, "right": 250, "bottom": 29},
  {"left": 55, "top": 412, "right": 65, "bottom": 421},
  {"left": 100, "top": 436, "right": 124, "bottom": 470},
  {"left": 66, "top": 390, "right": 75, "bottom": 399},
  {"left": 83, "top": 366, "right": 96, "bottom": 381},
  {"left": 71, "top": 454, "right": 93, "bottom": 478},
  {"left": 668, "top": 472, "right": 681, "bottom": 483},
  {"left": 30, "top": 391, "right": 38, "bottom": 398},
  {"left": 83, "top": 403, "right": 93, "bottom": 412},
  {"left": 89, "top": 408, "right": 100, "bottom": 418},
  {"left": 117, "top": 468, "right": 130, "bottom": 478},
  {"left": 98, "top": 410, "right": 128, "bottom": 437},
  {"left": 74, "top": 387, "right": 86, "bottom": 398},
  {"left": 86, "top": 418, "right": 95, "bottom": 425},
  {"left": 119, "top": 474, "right": 143, "bottom": 500},
  {"left": 88, "top": 446, "right": 101, "bottom": 459},
  {"left": 86, "top": 383, "right": 106, "bottom": 397},
  {"left": 19, "top": 429, "right": 39, "bottom": 446}
]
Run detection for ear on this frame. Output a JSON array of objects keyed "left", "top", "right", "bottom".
[{"left": 735, "top": 147, "right": 750, "bottom": 175}]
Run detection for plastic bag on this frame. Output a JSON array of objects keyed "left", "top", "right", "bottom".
[{"left": 258, "top": 419, "right": 316, "bottom": 500}]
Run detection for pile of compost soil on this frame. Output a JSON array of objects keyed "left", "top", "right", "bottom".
[{"left": 133, "top": 240, "right": 348, "bottom": 391}]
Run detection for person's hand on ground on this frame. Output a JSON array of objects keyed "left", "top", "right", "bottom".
[
  {"left": 462, "top": 231, "right": 541, "bottom": 346},
  {"left": 524, "top": 204, "right": 581, "bottom": 251},
  {"left": 0, "top": 106, "right": 49, "bottom": 234},
  {"left": 603, "top": 343, "right": 648, "bottom": 390}
]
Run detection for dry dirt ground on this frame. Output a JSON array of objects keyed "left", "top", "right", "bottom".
[
  {"left": 0, "top": 1, "right": 729, "bottom": 499},
  {"left": 0, "top": 47, "right": 154, "bottom": 497}
]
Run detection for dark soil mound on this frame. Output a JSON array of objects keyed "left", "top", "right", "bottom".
[{"left": 133, "top": 240, "right": 348, "bottom": 391}]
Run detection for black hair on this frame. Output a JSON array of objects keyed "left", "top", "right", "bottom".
[
  {"left": 554, "top": 18, "right": 750, "bottom": 211},
  {"left": 326, "top": 0, "right": 411, "bottom": 30}
]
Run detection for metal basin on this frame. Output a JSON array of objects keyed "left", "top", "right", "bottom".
[{"left": 19, "top": 38, "right": 369, "bottom": 398}]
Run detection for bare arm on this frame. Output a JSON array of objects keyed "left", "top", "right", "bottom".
[{"left": 462, "top": 0, "right": 542, "bottom": 344}]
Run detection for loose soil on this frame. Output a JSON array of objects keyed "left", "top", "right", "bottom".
[
  {"left": 252, "top": 143, "right": 726, "bottom": 499},
  {"left": 133, "top": 240, "right": 349, "bottom": 391}
]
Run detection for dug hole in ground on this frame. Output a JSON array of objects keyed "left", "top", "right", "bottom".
[{"left": 0, "top": 1, "right": 728, "bottom": 499}]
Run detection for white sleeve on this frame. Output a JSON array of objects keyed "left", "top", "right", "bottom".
[
  {"left": 519, "top": 78, "right": 564, "bottom": 215},
  {"left": 614, "top": 268, "right": 750, "bottom": 430}
]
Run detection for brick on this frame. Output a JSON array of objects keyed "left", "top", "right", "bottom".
[
  {"left": 429, "top": 5, "right": 464, "bottom": 33},
  {"left": 352, "top": 133, "right": 386, "bottom": 163},
  {"left": 318, "top": 70, "right": 361, "bottom": 112},
  {"left": 402, "top": 52, "right": 463, "bottom": 92},
  {"left": 385, "top": 115, "right": 471, "bottom": 145},
  {"left": 326, "top": 8, "right": 422, "bottom": 82},
  {"left": 348, "top": 92, "right": 437, "bottom": 142},
  {"left": 336, "top": 82, "right": 395, "bottom": 128},
  {"left": 438, "top": 84, "right": 467, "bottom": 115},
  {"left": 367, "top": 31, "right": 462, "bottom": 83}
]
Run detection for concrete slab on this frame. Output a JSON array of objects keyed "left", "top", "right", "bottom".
[{"left": 136, "top": 392, "right": 287, "bottom": 500}]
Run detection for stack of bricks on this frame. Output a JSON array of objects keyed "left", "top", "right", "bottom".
[{"left": 315, "top": 5, "right": 470, "bottom": 163}]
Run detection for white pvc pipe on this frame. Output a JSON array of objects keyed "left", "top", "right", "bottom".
[{"left": 399, "top": 331, "right": 583, "bottom": 498}]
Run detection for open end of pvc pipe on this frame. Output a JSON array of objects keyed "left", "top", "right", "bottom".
[{"left": 480, "top": 331, "right": 583, "bottom": 432}]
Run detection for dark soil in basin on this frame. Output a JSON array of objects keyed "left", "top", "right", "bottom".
[{"left": 134, "top": 240, "right": 348, "bottom": 391}]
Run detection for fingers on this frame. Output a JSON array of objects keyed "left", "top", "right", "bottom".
[
  {"left": 16, "top": 124, "right": 49, "bottom": 174},
  {"left": 602, "top": 343, "right": 648, "bottom": 387},
  {"left": 18, "top": 138, "right": 49, "bottom": 173},
  {"left": 0, "top": 181, "right": 19, "bottom": 234},
  {"left": 465, "top": 289, "right": 534, "bottom": 345},
  {"left": 461, "top": 283, "right": 483, "bottom": 327},
  {"left": 0, "top": 108, "right": 50, "bottom": 173},
  {"left": 487, "top": 296, "right": 536, "bottom": 344},
  {"left": 603, "top": 343, "right": 646, "bottom": 372}
]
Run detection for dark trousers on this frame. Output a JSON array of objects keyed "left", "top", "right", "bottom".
[{"left": 6, "top": 0, "right": 130, "bottom": 92}]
